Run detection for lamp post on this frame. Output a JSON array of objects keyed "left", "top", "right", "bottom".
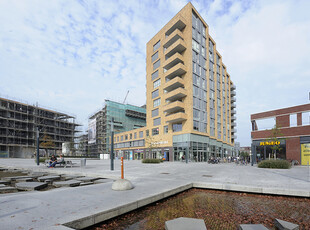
[
  {"left": 36, "top": 127, "right": 39, "bottom": 166},
  {"left": 110, "top": 118, "right": 114, "bottom": 171}
]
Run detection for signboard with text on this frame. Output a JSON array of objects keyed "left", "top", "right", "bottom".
[{"left": 301, "top": 143, "right": 310, "bottom": 165}]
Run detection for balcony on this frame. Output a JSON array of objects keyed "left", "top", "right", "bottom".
[
  {"left": 163, "top": 53, "right": 184, "bottom": 71},
  {"left": 232, "top": 134, "right": 237, "bottom": 139},
  {"left": 231, "top": 102, "right": 236, "bottom": 108},
  {"left": 231, "top": 121, "right": 236, "bottom": 127},
  {"left": 165, "top": 39, "right": 186, "bottom": 59},
  {"left": 165, "top": 18, "right": 186, "bottom": 37},
  {"left": 231, "top": 115, "right": 236, "bottom": 121},
  {"left": 166, "top": 112, "right": 187, "bottom": 123},
  {"left": 164, "top": 29, "right": 183, "bottom": 49},
  {"left": 231, "top": 90, "right": 236, "bottom": 97},
  {"left": 231, "top": 128, "right": 236, "bottom": 133},
  {"left": 231, "top": 96, "right": 236, "bottom": 102},
  {"left": 231, "top": 84, "right": 236, "bottom": 90},
  {"left": 165, "top": 87, "right": 187, "bottom": 101},
  {"left": 164, "top": 77, "right": 184, "bottom": 92},
  {"left": 165, "top": 63, "right": 186, "bottom": 80},
  {"left": 231, "top": 109, "right": 236, "bottom": 115},
  {"left": 163, "top": 101, "right": 185, "bottom": 114}
]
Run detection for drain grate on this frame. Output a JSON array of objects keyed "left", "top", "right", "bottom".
[{"left": 202, "top": 175, "right": 212, "bottom": 177}]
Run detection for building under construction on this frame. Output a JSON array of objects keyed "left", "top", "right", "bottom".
[
  {"left": 0, "top": 97, "right": 80, "bottom": 158},
  {"left": 88, "top": 100, "right": 146, "bottom": 156}
]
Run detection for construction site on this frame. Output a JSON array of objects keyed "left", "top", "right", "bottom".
[
  {"left": 0, "top": 97, "right": 80, "bottom": 158},
  {"left": 88, "top": 99, "right": 146, "bottom": 156}
]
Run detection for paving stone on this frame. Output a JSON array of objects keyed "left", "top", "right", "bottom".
[
  {"left": 0, "top": 184, "right": 6, "bottom": 187},
  {"left": 274, "top": 218, "right": 299, "bottom": 230},
  {"left": 165, "top": 217, "right": 207, "bottom": 230},
  {"left": 53, "top": 180, "right": 81, "bottom": 187},
  {"left": 239, "top": 224, "right": 269, "bottom": 230},
  {"left": 80, "top": 182, "right": 94, "bottom": 186},
  {"left": 75, "top": 177, "right": 100, "bottom": 182},
  {"left": 2, "top": 176, "right": 34, "bottom": 182},
  {"left": 0, "top": 180, "right": 10, "bottom": 185},
  {"left": 0, "top": 186, "right": 18, "bottom": 193},
  {"left": 93, "top": 178, "right": 113, "bottom": 184},
  {"left": 29, "top": 172, "right": 47, "bottom": 178},
  {"left": 15, "top": 177, "right": 34, "bottom": 182},
  {"left": 62, "top": 175, "right": 81, "bottom": 181},
  {"left": 37, "top": 175, "right": 60, "bottom": 182},
  {"left": 15, "top": 182, "right": 48, "bottom": 191}
]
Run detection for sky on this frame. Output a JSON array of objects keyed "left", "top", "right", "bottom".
[{"left": 0, "top": 0, "right": 310, "bottom": 147}]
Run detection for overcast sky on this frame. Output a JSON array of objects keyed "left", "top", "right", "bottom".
[{"left": 1, "top": 0, "right": 309, "bottom": 146}]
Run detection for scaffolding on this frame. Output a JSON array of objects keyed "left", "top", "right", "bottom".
[{"left": 0, "top": 97, "right": 81, "bottom": 157}]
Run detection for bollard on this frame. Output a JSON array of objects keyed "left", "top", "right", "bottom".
[{"left": 121, "top": 157, "right": 124, "bottom": 179}]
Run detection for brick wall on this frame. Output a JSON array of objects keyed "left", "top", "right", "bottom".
[{"left": 286, "top": 137, "right": 300, "bottom": 163}]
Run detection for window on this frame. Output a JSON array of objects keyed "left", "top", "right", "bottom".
[
  {"left": 192, "top": 39, "right": 199, "bottom": 53},
  {"left": 146, "top": 130, "right": 149, "bottom": 137},
  {"left": 153, "top": 98, "right": 161, "bottom": 107},
  {"left": 153, "top": 40, "right": 160, "bottom": 52},
  {"left": 290, "top": 114, "right": 297, "bottom": 127},
  {"left": 152, "top": 89, "right": 159, "bottom": 99},
  {"left": 153, "top": 117, "right": 161, "bottom": 126},
  {"left": 139, "top": 131, "right": 143, "bottom": 138},
  {"left": 130, "top": 133, "right": 132, "bottom": 139},
  {"left": 121, "top": 136, "right": 123, "bottom": 141},
  {"left": 152, "top": 108, "right": 159, "bottom": 117},
  {"left": 153, "top": 59, "right": 160, "bottom": 70},
  {"left": 152, "top": 127, "right": 159, "bottom": 135},
  {"left": 193, "top": 109, "right": 200, "bottom": 119},
  {"left": 117, "top": 136, "right": 119, "bottom": 142},
  {"left": 152, "top": 70, "right": 159, "bottom": 81},
  {"left": 193, "top": 121, "right": 199, "bottom": 130},
  {"left": 152, "top": 51, "right": 159, "bottom": 62},
  {"left": 164, "top": 125, "right": 168, "bottom": 134},
  {"left": 134, "top": 132, "right": 137, "bottom": 139},
  {"left": 172, "top": 123, "right": 182, "bottom": 132},
  {"left": 125, "top": 134, "right": 128, "bottom": 140},
  {"left": 302, "top": 112, "right": 310, "bottom": 125},
  {"left": 153, "top": 78, "right": 161, "bottom": 89}
]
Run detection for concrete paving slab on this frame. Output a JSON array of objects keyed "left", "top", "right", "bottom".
[
  {"left": 93, "top": 178, "right": 113, "bottom": 184},
  {"left": 62, "top": 175, "right": 81, "bottom": 181},
  {"left": 1, "top": 175, "right": 32, "bottom": 182},
  {"left": 0, "top": 180, "right": 9, "bottom": 185},
  {"left": 80, "top": 182, "right": 94, "bottom": 186},
  {"left": 0, "top": 184, "right": 6, "bottom": 187},
  {"left": 165, "top": 217, "right": 207, "bottom": 230},
  {"left": 239, "top": 224, "right": 269, "bottom": 230},
  {"left": 0, "top": 186, "right": 18, "bottom": 193},
  {"left": 53, "top": 180, "right": 81, "bottom": 187},
  {"left": 274, "top": 218, "right": 299, "bottom": 230},
  {"left": 15, "top": 182, "right": 48, "bottom": 191},
  {"left": 15, "top": 177, "right": 34, "bottom": 182},
  {"left": 38, "top": 175, "right": 61, "bottom": 182},
  {"left": 75, "top": 177, "right": 100, "bottom": 182}
]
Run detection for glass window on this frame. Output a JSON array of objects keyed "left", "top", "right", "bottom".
[
  {"left": 130, "top": 133, "right": 132, "bottom": 139},
  {"left": 193, "top": 121, "right": 199, "bottom": 130},
  {"left": 302, "top": 112, "right": 310, "bottom": 125},
  {"left": 152, "top": 108, "right": 159, "bottom": 117},
  {"left": 164, "top": 125, "right": 168, "bottom": 134},
  {"left": 125, "top": 134, "right": 128, "bottom": 140},
  {"left": 290, "top": 114, "right": 297, "bottom": 127},
  {"left": 153, "top": 40, "right": 160, "bottom": 52},
  {"left": 139, "top": 131, "right": 143, "bottom": 138},
  {"left": 193, "top": 109, "right": 200, "bottom": 119},
  {"left": 172, "top": 123, "right": 182, "bottom": 132},
  {"left": 152, "top": 70, "right": 159, "bottom": 81},
  {"left": 153, "top": 59, "right": 160, "bottom": 70},
  {"left": 134, "top": 132, "right": 137, "bottom": 139},
  {"left": 146, "top": 130, "right": 149, "bottom": 137},
  {"left": 152, "top": 127, "right": 159, "bottom": 135},
  {"left": 151, "top": 51, "right": 158, "bottom": 62},
  {"left": 121, "top": 136, "right": 123, "bottom": 141},
  {"left": 153, "top": 78, "right": 161, "bottom": 89},
  {"left": 153, "top": 98, "right": 161, "bottom": 107},
  {"left": 153, "top": 117, "right": 161, "bottom": 126},
  {"left": 152, "top": 89, "right": 159, "bottom": 99}
]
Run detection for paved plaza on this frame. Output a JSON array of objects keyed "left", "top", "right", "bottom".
[{"left": 0, "top": 158, "right": 310, "bottom": 229}]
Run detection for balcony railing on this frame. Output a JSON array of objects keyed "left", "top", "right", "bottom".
[
  {"left": 163, "top": 101, "right": 185, "bottom": 114},
  {"left": 165, "top": 87, "right": 187, "bottom": 101},
  {"left": 166, "top": 112, "right": 187, "bottom": 123}
]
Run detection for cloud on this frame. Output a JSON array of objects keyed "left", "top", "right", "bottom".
[{"left": 0, "top": 0, "right": 309, "bottom": 144}]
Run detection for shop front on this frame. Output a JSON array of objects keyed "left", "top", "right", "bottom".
[{"left": 252, "top": 139, "right": 286, "bottom": 162}]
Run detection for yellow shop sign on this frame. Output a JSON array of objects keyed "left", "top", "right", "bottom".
[
  {"left": 301, "top": 143, "right": 310, "bottom": 165},
  {"left": 259, "top": 141, "right": 280, "bottom": 146}
]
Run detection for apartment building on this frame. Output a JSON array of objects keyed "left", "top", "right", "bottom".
[
  {"left": 88, "top": 100, "right": 146, "bottom": 156},
  {"left": 0, "top": 97, "right": 79, "bottom": 158},
  {"left": 251, "top": 103, "right": 310, "bottom": 165},
  {"left": 114, "top": 3, "right": 236, "bottom": 162}
]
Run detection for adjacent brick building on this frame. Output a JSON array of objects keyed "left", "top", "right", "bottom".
[{"left": 251, "top": 103, "right": 310, "bottom": 165}]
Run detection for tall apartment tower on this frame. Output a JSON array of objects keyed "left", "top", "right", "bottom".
[{"left": 114, "top": 3, "right": 236, "bottom": 161}]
